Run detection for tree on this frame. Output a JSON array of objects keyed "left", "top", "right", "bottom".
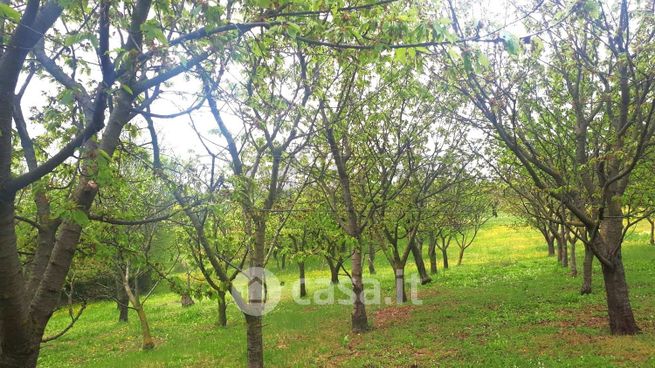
[
  {"left": 313, "top": 60, "right": 410, "bottom": 329},
  {"left": 77, "top": 141, "right": 182, "bottom": 349},
  {"left": 0, "top": 1, "right": 275, "bottom": 364},
  {"left": 153, "top": 151, "right": 247, "bottom": 329},
  {"left": 444, "top": 0, "right": 655, "bottom": 334},
  {"left": 452, "top": 180, "right": 493, "bottom": 266},
  {"left": 374, "top": 109, "right": 468, "bottom": 300}
]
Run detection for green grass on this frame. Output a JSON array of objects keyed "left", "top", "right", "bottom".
[{"left": 39, "top": 215, "right": 655, "bottom": 367}]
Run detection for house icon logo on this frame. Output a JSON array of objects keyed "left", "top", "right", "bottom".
[{"left": 231, "top": 267, "right": 281, "bottom": 316}]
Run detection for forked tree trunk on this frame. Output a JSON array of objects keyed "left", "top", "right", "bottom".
[
  {"left": 0, "top": 3, "right": 65, "bottom": 366},
  {"left": 648, "top": 218, "right": 655, "bottom": 246},
  {"left": 581, "top": 244, "right": 593, "bottom": 295},
  {"left": 411, "top": 240, "right": 431, "bottom": 284},
  {"left": 217, "top": 290, "right": 227, "bottom": 327},
  {"left": 22, "top": 86, "right": 138, "bottom": 363},
  {"left": 298, "top": 261, "right": 307, "bottom": 298}
]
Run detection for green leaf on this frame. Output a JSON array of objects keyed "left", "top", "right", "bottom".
[
  {"left": 60, "top": 89, "right": 75, "bottom": 106},
  {"left": 447, "top": 47, "right": 460, "bottom": 61},
  {"left": 69, "top": 209, "right": 90, "bottom": 226},
  {"left": 583, "top": 0, "right": 600, "bottom": 19},
  {"left": 0, "top": 3, "right": 20, "bottom": 23},
  {"left": 287, "top": 22, "right": 301, "bottom": 37},
  {"left": 97, "top": 149, "right": 112, "bottom": 161},
  {"left": 121, "top": 84, "right": 133, "bottom": 95},
  {"left": 64, "top": 32, "right": 99, "bottom": 48},
  {"left": 477, "top": 51, "right": 490, "bottom": 68},
  {"left": 206, "top": 5, "right": 224, "bottom": 24},
  {"left": 252, "top": 42, "right": 264, "bottom": 57},
  {"left": 502, "top": 33, "right": 521, "bottom": 56},
  {"left": 141, "top": 19, "right": 168, "bottom": 45},
  {"left": 463, "top": 52, "right": 473, "bottom": 73},
  {"left": 393, "top": 48, "right": 407, "bottom": 63}
]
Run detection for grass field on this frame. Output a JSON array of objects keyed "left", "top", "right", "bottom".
[{"left": 39, "top": 215, "right": 655, "bottom": 367}]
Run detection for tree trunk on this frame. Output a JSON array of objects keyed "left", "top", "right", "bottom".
[
  {"left": 135, "top": 307, "right": 155, "bottom": 350},
  {"left": 118, "top": 294, "right": 129, "bottom": 322},
  {"left": 245, "top": 314, "right": 263, "bottom": 368},
  {"left": 217, "top": 290, "right": 227, "bottom": 327},
  {"left": 326, "top": 257, "right": 340, "bottom": 284},
  {"left": 555, "top": 229, "right": 568, "bottom": 267},
  {"left": 298, "top": 261, "right": 306, "bottom": 298},
  {"left": 556, "top": 231, "right": 563, "bottom": 264},
  {"left": 601, "top": 254, "right": 639, "bottom": 335},
  {"left": 441, "top": 248, "right": 449, "bottom": 269},
  {"left": 330, "top": 267, "right": 339, "bottom": 284},
  {"left": 598, "top": 204, "right": 639, "bottom": 335},
  {"left": 324, "top": 123, "right": 368, "bottom": 333},
  {"left": 367, "top": 241, "right": 376, "bottom": 275},
  {"left": 115, "top": 275, "right": 129, "bottom": 322},
  {"left": 457, "top": 248, "right": 464, "bottom": 266},
  {"left": 428, "top": 236, "right": 438, "bottom": 275},
  {"left": 123, "top": 272, "right": 154, "bottom": 350},
  {"left": 570, "top": 240, "right": 577, "bottom": 277},
  {"left": 411, "top": 239, "right": 431, "bottom": 284},
  {"left": 280, "top": 253, "right": 286, "bottom": 270},
  {"left": 351, "top": 243, "right": 368, "bottom": 332},
  {"left": 180, "top": 292, "right": 194, "bottom": 307},
  {"left": 181, "top": 271, "right": 195, "bottom": 307},
  {"left": 27, "top": 88, "right": 133, "bottom": 356},
  {"left": 394, "top": 266, "right": 407, "bottom": 304},
  {"left": 0, "top": 4, "right": 64, "bottom": 365},
  {"left": 547, "top": 237, "right": 555, "bottom": 257},
  {"left": 581, "top": 244, "right": 593, "bottom": 295},
  {"left": 0, "top": 198, "right": 37, "bottom": 368},
  {"left": 244, "top": 221, "right": 266, "bottom": 368},
  {"left": 25, "top": 221, "right": 58, "bottom": 301},
  {"left": 649, "top": 218, "right": 655, "bottom": 246}
]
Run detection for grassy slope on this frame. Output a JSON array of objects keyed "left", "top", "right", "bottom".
[{"left": 39, "top": 215, "right": 655, "bottom": 367}]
